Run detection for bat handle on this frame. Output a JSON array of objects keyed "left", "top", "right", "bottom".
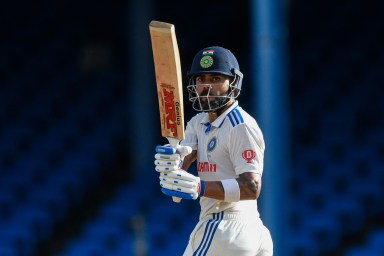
[
  {"left": 167, "top": 137, "right": 182, "bottom": 203},
  {"left": 173, "top": 197, "right": 182, "bottom": 203}
]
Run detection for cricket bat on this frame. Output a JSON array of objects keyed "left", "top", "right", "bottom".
[{"left": 149, "top": 21, "right": 185, "bottom": 203}]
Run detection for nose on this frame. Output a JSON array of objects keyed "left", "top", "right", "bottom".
[{"left": 196, "top": 84, "right": 209, "bottom": 92}]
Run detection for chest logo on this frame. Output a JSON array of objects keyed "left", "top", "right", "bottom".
[
  {"left": 207, "top": 136, "right": 217, "bottom": 152},
  {"left": 242, "top": 149, "right": 256, "bottom": 163}
]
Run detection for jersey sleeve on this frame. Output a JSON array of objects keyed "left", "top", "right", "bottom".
[{"left": 229, "top": 123, "right": 265, "bottom": 176}]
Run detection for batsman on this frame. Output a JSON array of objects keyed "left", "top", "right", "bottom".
[{"left": 154, "top": 46, "right": 273, "bottom": 255}]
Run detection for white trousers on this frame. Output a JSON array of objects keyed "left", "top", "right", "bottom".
[{"left": 183, "top": 211, "right": 273, "bottom": 256}]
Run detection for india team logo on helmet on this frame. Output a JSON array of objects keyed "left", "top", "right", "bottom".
[{"left": 200, "top": 50, "right": 214, "bottom": 68}]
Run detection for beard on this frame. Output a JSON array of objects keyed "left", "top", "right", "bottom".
[
  {"left": 194, "top": 96, "right": 230, "bottom": 112},
  {"left": 192, "top": 88, "right": 231, "bottom": 112}
]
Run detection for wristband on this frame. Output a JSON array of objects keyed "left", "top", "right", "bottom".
[
  {"left": 221, "top": 179, "right": 240, "bottom": 202},
  {"left": 199, "top": 180, "right": 206, "bottom": 197}
]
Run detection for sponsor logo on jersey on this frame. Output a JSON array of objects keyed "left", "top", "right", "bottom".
[
  {"left": 198, "top": 162, "right": 217, "bottom": 172},
  {"left": 242, "top": 149, "right": 256, "bottom": 163},
  {"left": 207, "top": 136, "right": 217, "bottom": 152}
]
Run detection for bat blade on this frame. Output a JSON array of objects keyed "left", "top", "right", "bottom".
[
  {"left": 150, "top": 21, "right": 185, "bottom": 203},
  {"left": 149, "top": 21, "right": 185, "bottom": 144}
]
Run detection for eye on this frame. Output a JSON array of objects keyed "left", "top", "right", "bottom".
[
  {"left": 195, "top": 76, "right": 203, "bottom": 83},
  {"left": 212, "top": 76, "right": 223, "bottom": 83}
]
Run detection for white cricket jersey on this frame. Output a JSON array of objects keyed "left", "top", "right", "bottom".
[{"left": 181, "top": 101, "right": 265, "bottom": 219}]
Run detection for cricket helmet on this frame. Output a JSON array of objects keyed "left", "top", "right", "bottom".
[{"left": 186, "top": 46, "right": 243, "bottom": 112}]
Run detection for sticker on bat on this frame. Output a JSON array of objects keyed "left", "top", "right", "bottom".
[{"left": 162, "top": 85, "right": 181, "bottom": 137}]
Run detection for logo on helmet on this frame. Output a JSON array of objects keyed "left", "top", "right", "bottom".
[
  {"left": 200, "top": 50, "right": 214, "bottom": 69},
  {"left": 200, "top": 55, "right": 213, "bottom": 69}
]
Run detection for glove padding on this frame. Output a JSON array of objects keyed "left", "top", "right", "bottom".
[
  {"left": 154, "top": 145, "right": 192, "bottom": 173},
  {"left": 159, "top": 170, "right": 205, "bottom": 200}
]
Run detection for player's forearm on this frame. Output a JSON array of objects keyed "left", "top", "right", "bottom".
[
  {"left": 237, "top": 173, "right": 261, "bottom": 200},
  {"left": 203, "top": 181, "right": 225, "bottom": 200},
  {"left": 203, "top": 173, "right": 261, "bottom": 201},
  {"left": 181, "top": 150, "right": 197, "bottom": 170}
]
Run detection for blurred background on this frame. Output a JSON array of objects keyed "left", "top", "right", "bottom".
[{"left": 0, "top": 0, "right": 383, "bottom": 255}]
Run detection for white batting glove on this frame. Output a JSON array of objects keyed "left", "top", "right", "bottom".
[
  {"left": 154, "top": 145, "right": 192, "bottom": 173},
  {"left": 159, "top": 170, "right": 206, "bottom": 200}
]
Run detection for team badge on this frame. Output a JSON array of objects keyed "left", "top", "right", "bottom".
[
  {"left": 207, "top": 136, "right": 217, "bottom": 152},
  {"left": 242, "top": 149, "right": 256, "bottom": 163},
  {"left": 200, "top": 55, "right": 214, "bottom": 68}
]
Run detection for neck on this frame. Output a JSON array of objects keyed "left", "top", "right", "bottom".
[{"left": 208, "top": 100, "right": 235, "bottom": 122}]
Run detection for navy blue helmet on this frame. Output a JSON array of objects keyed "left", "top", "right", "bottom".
[{"left": 187, "top": 46, "right": 243, "bottom": 112}]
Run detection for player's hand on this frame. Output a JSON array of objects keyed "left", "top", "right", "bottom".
[
  {"left": 159, "top": 170, "right": 206, "bottom": 200},
  {"left": 154, "top": 145, "right": 192, "bottom": 173}
]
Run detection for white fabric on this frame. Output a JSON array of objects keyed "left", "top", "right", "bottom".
[
  {"left": 183, "top": 212, "right": 273, "bottom": 256},
  {"left": 180, "top": 101, "right": 265, "bottom": 218},
  {"left": 179, "top": 101, "right": 272, "bottom": 255},
  {"left": 221, "top": 179, "right": 240, "bottom": 202}
]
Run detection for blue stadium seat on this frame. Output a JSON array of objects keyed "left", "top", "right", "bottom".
[
  {"left": 327, "top": 197, "right": 364, "bottom": 233},
  {"left": 288, "top": 230, "right": 319, "bottom": 256},
  {"left": 99, "top": 202, "right": 137, "bottom": 223},
  {"left": 113, "top": 236, "right": 134, "bottom": 256},
  {"left": 82, "top": 220, "right": 127, "bottom": 243},
  {"left": 28, "top": 182, "right": 70, "bottom": 221},
  {"left": 12, "top": 204, "right": 53, "bottom": 240},
  {"left": 0, "top": 246, "right": 18, "bottom": 256},
  {"left": 367, "top": 229, "right": 384, "bottom": 251},
  {"left": 345, "top": 246, "right": 383, "bottom": 256},
  {"left": 303, "top": 212, "right": 342, "bottom": 252},
  {"left": 60, "top": 240, "right": 111, "bottom": 256},
  {"left": 0, "top": 222, "right": 37, "bottom": 256}
]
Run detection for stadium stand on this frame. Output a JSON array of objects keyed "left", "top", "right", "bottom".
[
  {"left": 289, "top": 0, "right": 384, "bottom": 255},
  {"left": 0, "top": 0, "right": 383, "bottom": 255}
]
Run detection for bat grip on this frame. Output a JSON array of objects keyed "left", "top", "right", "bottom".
[
  {"left": 166, "top": 137, "right": 182, "bottom": 203},
  {"left": 173, "top": 197, "right": 182, "bottom": 203}
]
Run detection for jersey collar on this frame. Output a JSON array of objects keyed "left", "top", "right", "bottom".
[{"left": 201, "top": 101, "right": 239, "bottom": 130}]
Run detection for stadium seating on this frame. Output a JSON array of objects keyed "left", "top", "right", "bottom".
[
  {"left": 346, "top": 229, "right": 384, "bottom": 256},
  {"left": 288, "top": 0, "right": 384, "bottom": 254},
  {"left": 1, "top": 0, "right": 383, "bottom": 255},
  {"left": 0, "top": 2, "right": 127, "bottom": 251}
]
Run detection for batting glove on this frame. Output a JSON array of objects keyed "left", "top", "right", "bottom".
[
  {"left": 159, "top": 170, "right": 206, "bottom": 200},
  {"left": 154, "top": 145, "right": 192, "bottom": 173}
]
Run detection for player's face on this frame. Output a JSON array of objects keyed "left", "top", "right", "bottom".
[
  {"left": 194, "top": 74, "right": 230, "bottom": 99},
  {"left": 191, "top": 74, "right": 232, "bottom": 111}
]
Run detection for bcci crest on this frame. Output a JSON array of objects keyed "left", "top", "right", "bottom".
[
  {"left": 207, "top": 136, "right": 217, "bottom": 152},
  {"left": 200, "top": 50, "right": 214, "bottom": 68},
  {"left": 200, "top": 55, "right": 213, "bottom": 68},
  {"left": 242, "top": 149, "right": 256, "bottom": 163}
]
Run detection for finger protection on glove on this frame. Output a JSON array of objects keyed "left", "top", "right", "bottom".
[{"left": 159, "top": 170, "right": 200, "bottom": 199}]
